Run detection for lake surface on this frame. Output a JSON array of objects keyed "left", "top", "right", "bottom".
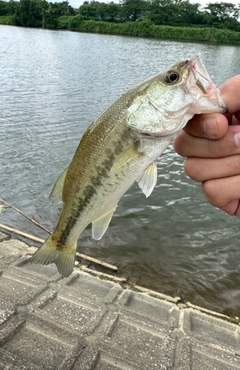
[{"left": 1, "top": 25, "right": 240, "bottom": 317}]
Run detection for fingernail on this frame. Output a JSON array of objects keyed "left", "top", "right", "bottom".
[
  {"left": 203, "top": 118, "right": 218, "bottom": 138},
  {"left": 234, "top": 132, "right": 240, "bottom": 148}
]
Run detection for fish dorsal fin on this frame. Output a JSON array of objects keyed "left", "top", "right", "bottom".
[
  {"left": 137, "top": 162, "right": 157, "bottom": 198},
  {"left": 92, "top": 206, "right": 117, "bottom": 240},
  {"left": 50, "top": 167, "right": 68, "bottom": 204},
  {"left": 110, "top": 146, "right": 141, "bottom": 173}
]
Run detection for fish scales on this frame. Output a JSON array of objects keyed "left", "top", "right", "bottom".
[
  {"left": 55, "top": 86, "right": 144, "bottom": 244},
  {"left": 32, "top": 56, "right": 226, "bottom": 277}
]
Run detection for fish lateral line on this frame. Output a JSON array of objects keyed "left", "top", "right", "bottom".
[{"left": 32, "top": 55, "right": 226, "bottom": 277}]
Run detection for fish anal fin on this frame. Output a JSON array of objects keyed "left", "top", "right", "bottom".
[
  {"left": 50, "top": 167, "right": 68, "bottom": 205},
  {"left": 137, "top": 162, "right": 157, "bottom": 198},
  {"left": 31, "top": 235, "right": 76, "bottom": 277},
  {"left": 110, "top": 146, "right": 141, "bottom": 173},
  {"left": 92, "top": 206, "right": 117, "bottom": 240}
]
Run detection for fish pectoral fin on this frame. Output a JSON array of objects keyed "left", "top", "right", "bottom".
[
  {"left": 50, "top": 167, "right": 68, "bottom": 204},
  {"left": 110, "top": 146, "right": 141, "bottom": 173},
  {"left": 92, "top": 206, "right": 117, "bottom": 240},
  {"left": 137, "top": 162, "right": 157, "bottom": 198}
]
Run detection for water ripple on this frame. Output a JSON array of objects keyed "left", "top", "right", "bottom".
[{"left": 1, "top": 25, "right": 240, "bottom": 316}]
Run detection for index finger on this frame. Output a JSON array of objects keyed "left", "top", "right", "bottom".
[{"left": 220, "top": 75, "right": 240, "bottom": 114}]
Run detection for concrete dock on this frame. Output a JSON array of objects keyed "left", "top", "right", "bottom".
[{"left": 1, "top": 230, "right": 240, "bottom": 370}]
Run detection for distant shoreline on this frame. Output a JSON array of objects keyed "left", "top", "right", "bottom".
[{"left": 1, "top": 16, "right": 240, "bottom": 45}]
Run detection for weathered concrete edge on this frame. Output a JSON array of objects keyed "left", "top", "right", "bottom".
[
  {"left": 80, "top": 265, "right": 240, "bottom": 325},
  {"left": 1, "top": 230, "right": 239, "bottom": 327}
]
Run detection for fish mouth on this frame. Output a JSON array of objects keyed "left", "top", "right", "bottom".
[
  {"left": 187, "top": 55, "right": 226, "bottom": 112},
  {"left": 138, "top": 129, "right": 179, "bottom": 138},
  {"left": 139, "top": 132, "right": 160, "bottom": 138},
  {"left": 186, "top": 55, "right": 214, "bottom": 96}
]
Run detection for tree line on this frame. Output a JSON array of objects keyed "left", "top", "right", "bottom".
[
  {"left": 0, "top": 0, "right": 240, "bottom": 32},
  {"left": 79, "top": 0, "right": 240, "bottom": 30}
]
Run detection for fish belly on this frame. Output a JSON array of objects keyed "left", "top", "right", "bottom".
[{"left": 57, "top": 135, "right": 172, "bottom": 247}]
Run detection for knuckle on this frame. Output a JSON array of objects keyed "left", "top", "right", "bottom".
[
  {"left": 207, "top": 139, "right": 218, "bottom": 157},
  {"left": 174, "top": 132, "right": 187, "bottom": 156},
  {"left": 202, "top": 180, "right": 220, "bottom": 206},
  {"left": 227, "top": 156, "right": 240, "bottom": 175},
  {"left": 184, "top": 159, "right": 202, "bottom": 181}
]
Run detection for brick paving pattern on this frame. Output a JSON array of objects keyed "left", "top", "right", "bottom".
[{"left": 1, "top": 231, "right": 240, "bottom": 370}]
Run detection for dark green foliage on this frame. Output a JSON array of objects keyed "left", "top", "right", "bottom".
[
  {"left": 42, "top": 1, "right": 75, "bottom": 28},
  {"left": 149, "top": 0, "right": 201, "bottom": 26},
  {"left": 0, "top": 0, "right": 17, "bottom": 16},
  {"left": 120, "top": 0, "right": 147, "bottom": 21},
  {"left": 68, "top": 14, "right": 83, "bottom": 28},
  {"left": 69, "top": 20, "right": 240, "bottom": 43},
  {"left": 1, "top": 0, "right": 75, "bottom": 28},
  {"left": 203, "top": 2, "right": 240, "bottom": 31},
  {"left": 76, "top": 0, "right": 240, "bottom": 32},
  {"left": 101, "top": 2, "right": 119, "bottom": 21},
  {"left": 0, "top": 0, "right": 240, "bottom": 43},
  {"left": 0, "top": 0, "right": 10, "bottom": 15},
  {"left": 79, "top": 1, "right": 98, "bottom": 20},
  {"left": 14, "top": 0, "right": 45, "bottom": 27}
]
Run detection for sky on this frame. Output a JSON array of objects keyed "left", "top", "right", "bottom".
[{"left": 68, "top": 0, "right": 240, "bottom": 9}]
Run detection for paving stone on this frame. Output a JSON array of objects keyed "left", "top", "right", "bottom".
[
  {"left": 118, "top": 289, "right": 180, "bottom": 329},
  {"left": 190, "top": 342, "right": 240, "bottom": 370},
  {"left": 0, "top": 348, "right": 41, "bottom": 370},
  {"left": 182, "top": 308, "right": 240, "bottom": 353},
  {"left": 1, "top": 238, "right": 240, "bottom": 370},
  {"left": 0, "top": 239, "right": 35, "bottom": 269}
]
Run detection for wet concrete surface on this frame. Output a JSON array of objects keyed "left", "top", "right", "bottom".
[{"left": 1, "top": 231, "right": 240, "bottom": 370}]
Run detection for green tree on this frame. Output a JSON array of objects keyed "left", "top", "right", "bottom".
[
  {"left": 0, "top": 0, "right": 18, "bottom": 15},
  {"left": 149, "top": 0, "right": 175, "bottom": 25},
  {"left": 105, "top": 2, "right": 120, "bottom": 21},
  {"left": 8, "top": 0, "right": 19, "bottom": 14},
  {"left": 43, "top": 1, "right": 74, "bottom": 27},
  {"left": 68, "top": 13, "right": 83, "bottom": 27},
  {"left": 1, "top": 0, "right": 238, "bottom": 32},
  {"left": 0, "top": 0, "right": 9, "bottom": 15},
  {"left": 202, "top": 2, "right": 240, "bottom": 29},
  {"left": 149, "top": 0, "right": 203, "bottom": 25},
  {"left": 97, "top": 2, "right": 120, "bottom": 21},
  {"left": 79, "top": 1, "right": 98, "bottom": 19},
  {"left": 171, "top": 0, "right": 202, "bottom": 25},
  {"left": 14, "top": 0, "right": 46, "bottom": 27},
  {"left": 120, "top": 0, "right": 147, "bottom": 21},
  {"left": 205, "top": 2, "right": 240, "bottom": 22}
]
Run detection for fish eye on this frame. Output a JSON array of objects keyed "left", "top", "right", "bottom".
[{"left": 164, "top": 71, "right": 180, "bottom": 84}]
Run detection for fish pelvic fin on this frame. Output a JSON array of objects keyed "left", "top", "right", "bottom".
[
  {"left": 92, "top": 205, "right": 117, "bottom": 240},
  {"left": 31, "top": 236, "right": 76, "bottom": 278}
]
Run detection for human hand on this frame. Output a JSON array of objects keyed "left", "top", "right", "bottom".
[{"left": 174, "top": 75, "right": 240, "bottom": 216}]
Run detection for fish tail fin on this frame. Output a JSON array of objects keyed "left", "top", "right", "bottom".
[{"left": 31, "top": 236, "right": 76, "bottom": 278}]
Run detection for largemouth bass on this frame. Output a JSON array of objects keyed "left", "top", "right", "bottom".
[{"left": 32, "top": 55, "right": 225, "bottom": 277}]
